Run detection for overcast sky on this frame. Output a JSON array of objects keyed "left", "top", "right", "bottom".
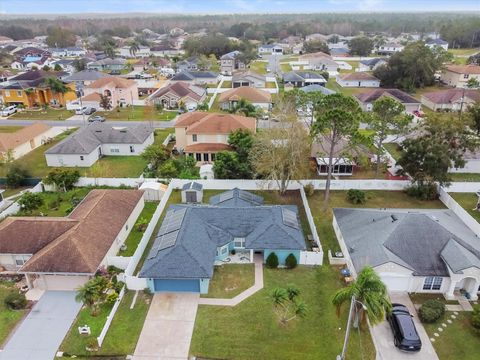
[{"left": 1, "top": 0, "right": 479, "bottom": 15}]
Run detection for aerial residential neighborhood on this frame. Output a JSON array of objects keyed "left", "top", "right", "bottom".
[{"left": 0, "top": 1, "right": 479, "bottom": 360}]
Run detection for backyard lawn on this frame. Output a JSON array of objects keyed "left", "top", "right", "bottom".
[
  {"left": 449, "top": 192, "right": 480, "bottom": 223},
  {"left": 102, "top": 106, "right": 177, "bottom": 121},
  {"left": 383, "top": 142, "right": 404, "bottom": 161},
  {"left": 448, "top": 48, "right": 480, "bottom": 56},
  {"left": 0, "top": 280, "right": 28, "bottom": 347},
  {"left": 249, "top": 60, "right": 268, "bottom": 74},
  {"left": 117, "top": 201, "right": 159, "bottom": 256},
  {"left": 221, "top": 81, "right": 232, "bottom": 88},
  {"left": 201, "top": 264, "right": 255, "bottom": 299},
  {"left": 79, "top": 156, "right": 148, "bottom": 178},
  {"left": 9, "top": 108, "right": 74, "bottom": 120},
  {"left": 190, "top": 266, "right": 376, "bottom": 360},
  {"left": 423, "top": 312, "right": 480, "bottom": 360},
  {"left": 325, "top": 78, "right": 373, "bottom": 97}
]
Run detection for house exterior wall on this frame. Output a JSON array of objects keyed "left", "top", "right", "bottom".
[
  {"left": 199, "top": 278, "right": 210, "bottom": 294},
  {"left": 9, "top": 127, "right": 62, "bottom": 160},
  {"left": 0, "top": 253, "right": 32, "bottom": 271},
  {"left": 441, "top": 70, "right": 480, "bottom": 88},
  {"left": 45, "top": 147, "right": 100, "bottom": 167},
  {"left": 421, "top": 95, "right": 477, "bottom": 111},
  {"left": 263, "top": 249, "right": 300, "bottom": 265},
  {"left": 337, "top": 79, "right": 380, "bottom": 88},
  {"left": 83, "top": 83, "right": 139, "bottom": 108}
]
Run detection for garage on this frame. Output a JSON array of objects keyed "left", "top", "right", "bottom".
[
  {"left": 153, "top": 279, "right": 200, "bottom": 293},
  {"left": 37, "top": 274, "right": 90, "bottom": 291},
  {"left": 380, "top": 274, "right": 411, "bottom": 292}
]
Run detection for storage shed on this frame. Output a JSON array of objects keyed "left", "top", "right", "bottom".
[
  {"left": 181, "top": 182, "right": 203, "bottom": 203},
  {"left": 139, "top": 182, "right": 168, "bottom": 201}
]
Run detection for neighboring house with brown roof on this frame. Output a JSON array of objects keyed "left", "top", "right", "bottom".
[
  {"left": 78, "top": 76, "right": 139, "bottom": 110},
  {"left": 441, "top": 65, "right": 480, "bottom": 88},
  {"left": 421, "top": 89, "right": 480, "bottom": 111},
  {"left": 0, "top": 123, "right": 62, "bottom": 160},
  {"left": 218, "top": 87, "right": 272, "bottom": 111},
  {"left": 355, "top": 88, "right": 421, "bottom": 113},
  {"left": 147, "top": 82, "right": 206, "bottom": 110},
  {"left": 337, "top": 72, "right": 380, "bottom": 88},
  {"left": 0, "top": 189, "right": 144, "bottom": 291},
  {"left": 174, "top": 112, "right": 256, "bottom": 163}
]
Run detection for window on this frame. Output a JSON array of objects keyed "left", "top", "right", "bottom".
[
  {"left": 195, "top": 153, "right": 201, "bottom": 161},
  {"left": 5, "top": 90, "right": 10, "bottom": 97},
  {"left": 125, "top": 224, "right": 128, "bottom": 231},
  {"left": 17, "top": 90, "right": 22, "bottom": 97},
  {"left": 423, "top": 277, "right": 443, "bottom": 290},
  {"left": 211, "top": 153, "right": 215, "bottom": 161},
  {"left": 192, "top": 134, "right": 198, "bottom": 142},
  {"left": 464, "top": 74, "right": 470, "bottom": 79},
  {"left": 110, "top": 148, "right": 120, "bottom": 153},
  {"left": 203, "top": 153, "right": 209, "bottom": 162},
  {"left": 130, "top": 145, "right": 134, "bottom": 153},
  {"left": 222, "top": 245, "right": 228, "bottom": 255},
  {"left": 14, "top": 255, "right": 30, "bottom": 267},
  {"left": 234, "top": 237, "right": 245, "bottom": 248},
  {"left": 80, "top": 156, "right": 84, "bottom": 161}
]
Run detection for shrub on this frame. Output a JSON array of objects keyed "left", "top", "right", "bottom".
[
  {"left": 6, "top": 165, "right": 29, "bottom": 188},
  {"left": 471, "top": 304, "right": 480, "bottom": 329},
  {"left": 347, "top": 189, "right": 366, "bottom": 204},
  {"left": 266, "top": 252, "right": 279, "bottom": 269},
  {"left": 4, "top": 292, "right": 27, "bottom": 310},
  {"left": 285, "top": 253, "right": 298, "bottom": 269},
  {"left": 419, "top": 299, "right": 445, "bottom": 323},
  {"left": 405, "top": 183, "right": 438, "bottom": 201},
  {"left": 304, "top": 183, "right": 314, "bottom": 197}
]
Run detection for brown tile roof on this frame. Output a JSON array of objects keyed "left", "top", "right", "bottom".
[
  {"left": 299, "top": 51, "right": 332, "bottom": 60},
  {"left": 445, "top": 64, "right": 480, "bottom": 75},
  {"left": 355, "top": 88, "right": 420, "bottom": 104},
  {"left": 218, "top": 87, "right": 272, "bottom": 104},
  {"left": 150, "top": 82, "right": 204, "bottom": 101},
  {"left": 81, "top": 92, "right": 102, "bottom": 101},
  {"left": 0, "top": 189, "right": 143, "bottom": 274},
  {"left": 175, "top": 112, "right": 256, "bottom": 135},
  {"left": 184, "top": 143, "right": 232, "bottom": 152},
  {"left": 0, "top": 122, "right": 51, "bottom": 153},
  {"left": 338, "top": 72, "right": 380, "bottom": 81},
  {"left": 422, "top": 89, "right": 480, "bottom": 104},
  {"left": 85, "top": 76, "right": 136, "bottom": 89}
]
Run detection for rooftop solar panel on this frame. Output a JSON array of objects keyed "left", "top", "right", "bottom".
[{"left": 282, "top": 208, "right": 299, "bottom": 229}]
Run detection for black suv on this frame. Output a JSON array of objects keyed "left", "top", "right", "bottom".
[{"left": 387, "top": 303, "right": 422, "bottom": 352}]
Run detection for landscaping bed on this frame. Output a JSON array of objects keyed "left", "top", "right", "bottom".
[
  {"left": 0, "top": 280, "right": 28, "bottom": 347},
  {"left": 201, "top": 264, "right": 255, "bottom": 299}
]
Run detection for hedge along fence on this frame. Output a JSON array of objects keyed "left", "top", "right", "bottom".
[
  {"left": 96, "top": 286, "right": 126, "bottom": 347},
  {"left": 0, "top": 177, "right": 42, "bottom": 187}
]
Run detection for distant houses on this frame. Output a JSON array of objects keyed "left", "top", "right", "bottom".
[
  {"left": 220, "top": 51, "right": 246, "bottom": 75},
  {"left": 336, "top": 72, "right": 380, "bottom": 88},
  {"left": 283, "top": 71, "right": 327, "bottom": 88},
  {"left": 441, "top": 65, "right": 480, "bottom": 88},
  {"left": 147, "top": 82, "right": 206, "bottom": 110},
  {"left": 421, "top": 89, "right": 480, "bottom": 112},
  {"left": 170, "top": 71, "right": 219, "bottom": 86},
  {"left": 355, "top": 88, "right": 421, "bottom": 113},
  {"left": 218, "top": 87, "right": 272, "bottom": 111}
]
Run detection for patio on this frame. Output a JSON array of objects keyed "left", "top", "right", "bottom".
[{"left": 214, "top": 249, "right": 252, "bottom": 265}]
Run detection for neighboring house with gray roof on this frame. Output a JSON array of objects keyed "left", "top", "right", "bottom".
[
  {"left": 44, "top": 123, "right": 154, "bottom": 167},
  {"left": 333, "top": 208, "right": 480, "bottom": 300},
  {"left": 170, "top": 70, "right": 219, "bottom": 85},
  {"left": 283, "top": 71, "right": 327, "bottom": 88},
  {"left": 139, "top": 189, "right": 306, "bottom": 294}
]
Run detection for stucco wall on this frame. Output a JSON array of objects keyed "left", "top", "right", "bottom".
[
  {"left": 45, "top": 148, "right": 100, "bottom": 167},
  {"left": 337, "top": 79, "right": 380, "bottom": 88},
  {"left": 263, "top": 249, "right": 300, "bottom": 265}
]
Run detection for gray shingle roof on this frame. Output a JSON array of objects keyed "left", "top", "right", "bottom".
[
  {"left": 139, "top": 190, "right": 305, "bottom": 279},
  {"left": 171, "top": 71, "right": 218, "bottom": 81},
  {"left": 64, "top": 70, "right": 110, "bottom": 82},
  {"left": 45, "top": 123, "right": 153, "bottom": 155},
  {"left": 283, "top": 71, "right": 326, "bottom": 82},
  {"left": 182, "top": 182, "right": 203, "bottom": 191},
  {"left": 300, "top": 84, "right": 336, "bottom": 95},
  {"left": 334, "top": 208, "right": 480, "bottom": 276},
  {"left": 209, "top": 188, "right": 264, "bottom": 207}
]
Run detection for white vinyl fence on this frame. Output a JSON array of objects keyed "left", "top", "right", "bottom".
[
  {"left": 299, "top": 186, "right": 323, "bottom": 265},
  {"left": 438, "top": 186, "right": 480, "bottom": 236},
  {"left": 96, "top": 286, "right": 126, "bottom": 347}
]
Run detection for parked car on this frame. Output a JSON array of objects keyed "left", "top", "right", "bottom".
[
  {"left": 1, "top": 105, "right": 17, "bottom": 116},
  {"left": 387, "top": 303, "right": 422, "bottom": 352},
  {"left": 413, "top": 110, "right": 424, "bottom": 118},
  {"left": 76, "top": 106, "right": 96, "bottom": 115},
  {"left": 88, "top": 115, "right": 106, "bottom": 123}
]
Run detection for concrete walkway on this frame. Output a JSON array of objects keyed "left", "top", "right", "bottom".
[
  {"left": 133, "top": 292, "right": 199, "bottom": 360},
  {"left": 198, "top": 255, "right": 264, "bottom": 306}
]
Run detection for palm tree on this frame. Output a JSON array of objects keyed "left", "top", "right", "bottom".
[
  {"left": 75, "top": 277, "right": 107, "bottom": 316},
  {"left": 270, "top": 286, "right": 307, "bottom": 325},
  {"left": 129, "top": 42, "right": 140, "bottom": 57},
  {"left": 229, "top": 98, "right": 257, "bottom": 117},
  {"left": 332, "top": 266, "right": 391, "bottom": 327},
  {"left": 44, "top": 77, "right": 72, "bottom": 106},
  {"left": 104, "top": 45, "right": 116, "bottom": 59},
  {"left": 24, "top": 88, "right": 35, "bottom": 108}
]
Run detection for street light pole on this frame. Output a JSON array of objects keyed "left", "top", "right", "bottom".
[{"left": 337, "top": 295, "right": 356, "bottom": 360}]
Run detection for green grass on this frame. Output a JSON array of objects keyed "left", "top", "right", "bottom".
[
  {"left": 449, "top": 193, "right": 480, "bottom": 223},
  {"left": 118, "top": 202, "right": 159, "bottom": 256},
  {"left": 249, "top": 61, "right": 268, "bottom": 74},
  {"left": 280, "top": 63, "right": 292, "bottom": 72},
  {"left": 0, "top": 186, "right": 28, "bottom": 198},
  {"left": 9, "top": 108, "right": 74, "bottom": 120},
  {"left": 221, "top": 81, "right": 232, "bottom": 88},
  {"left": 423, "top": 312, "right": 480, "bottom": 360},
  {"left": 448, "top": 48, "right": 480, "bottom": 56},
  {"left": 16, "top": 188, "right": 91, "bottom": 217},
  {"left": 102, "top": 106, "right": 177, "bottom": 121},
  {"left": 383, "top": 142, "right": 404, "bottom": 161},
  {"left": 79, "top": 156, "right": 148, "bottom": 178},
  {"left": 409, "top": 293, "right": 459, "bottom": 305},
  {"left": 449, "top": 173, "right": 480, "bottom": 182},
  {"left": 307, "top": 191, "right": 445, "bottom": 256},
  {"left": 325, "top": 78, "right": 370, "bottom": 97},
  {"left": 190, "top": 266, "right": 375, "bottom": 360},
  {"left": 0, "top": 126, "right": 23, "bottom": 133},
  {"left": 201, "top": 264, "right": 255, "bottom": 299},
  {"left": 265, "top": 82, "right": 277, "bottom": 88},
  {"left": 0, "top": 281, "right": 27, "bottom": 347}
]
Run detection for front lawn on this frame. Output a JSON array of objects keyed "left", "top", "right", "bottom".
[
  {"left": 449, "top": 193, "right": 480, "bottom": 223},
  {"left": 201, "top": 264, "right": 255, "bottom": 299},
  {"left": 449, "top": 173, "right": 480, "bottom": 182},
  {"left": 0, "top": 280, "right": 28, "bottom": 347},
  {"left": 190, "top": 266, "right": 375, "bottom": 360},
  {"left": 423, "top": 312, "right": 480, "bottom": 360},
  {"left": 118, "top": 202, "right": 159, "bottom": 257},
  {"left": 308, "top": 190, "right": 445, "bottom": 256},
  {"left": 102, "top": 106, "right": 177, "bottom": 121},
  {"left": 9, "top": 108, "right": 74, "bottom": 120},
  {"left": 16, "top": 188, "right": 91, "bottom": 217}
]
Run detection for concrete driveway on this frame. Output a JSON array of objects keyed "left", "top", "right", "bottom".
[
  {"left": 0, "top": 291, "right": 82, "bottom": 360},
  {"left": 133, "top": 292, "right": 199, "bottom": 360},
  {"left": 371, "top": 292, "right": 439, "bottom": 360}
]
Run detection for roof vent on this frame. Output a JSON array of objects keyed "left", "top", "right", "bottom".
[
  {"left": 431, "top": 215, "right": 439, "bottom": 222},
  {"left": 95, "top": 130, "right": 102, "bottom": 133},
  {"left": 391, "top": 215, "right": 398, "bottom": 222}
]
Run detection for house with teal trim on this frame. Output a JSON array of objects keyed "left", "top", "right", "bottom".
[{"left": 139, "top": 188, "right": 306, "bottom": 294}]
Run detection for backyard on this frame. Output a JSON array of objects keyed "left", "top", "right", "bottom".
[
  {"left": 190, "top": 266, "right": 376, "bottom": 360},
  {"left": 9, "top": 108, "right": 74, "bottom": 120},
  {"left": 0, "top": 280, "right": 28, "bottom": 347},
  {"left": 249, "top": 60, "right": 268, "bottom": 74},
  {"left": 449, "top": 192, "right": 480, "bottom": 223},
  {"left": 383, "top": 142, "right": 404, "bottom": 161},
  {"left": 102, "top": 106, "right": 177, "bottom": 121}
]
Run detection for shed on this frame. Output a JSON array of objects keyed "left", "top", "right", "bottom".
[
  {"left": 181, "top": 182, "right": 203, "bottom": 203},
  {"left": 139, "top": 182, "right": 168, "bottom": 201}
]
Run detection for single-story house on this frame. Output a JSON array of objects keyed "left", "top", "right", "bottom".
[
  {"left": 139, "top": 189, "right": 306, "bottom": 294},
  {"left": 147, "top": 81, "right": 206, "bottom": 110},
  {"left": 333, "top": 208, "right": 480, "bottom": 300},
  {"left": 170, "top": 71, "right": 219, "bottom": 86},
  {"left": 258, "top": 44, "right": 283, "bottom": 55},
  {"left": 358, "top": 58, "right": 387, "bottom": 72},
  {"left": 283, "top": 71, "right": 327, "bottom": 88},
  {"left": 44, "top": 123, "right": 154, "bottom": 167},
  {"left": 299, "top": 84, "right": 336, "bottom": 95},
  {"left": 299, "top": 52, "right": 339, "bottom": 74},
  {"left": 337, "top": 72, "right": 380, "bottom": 88},
  {"left": 421, "top": 89, "right": 480, "bottom": 112},
  {"left": 376, "top": 42, "right": 404, "bottom": 55},
  {"left": 0, "top": 123, "right": 61, "bottom": 160},
  {"left": 0, "top": 189, "right": 144, "bottom": 291},
  {"left": 176, "top": 56, "right": 205, "bottom": 72},
  {"left": 355, "top": 88, "right": 421, "bottom": 113},
  {"left": 232, "top": 71, "right": 267, "bottom": 88},
  {"left": 218, "top": 87, "right": 272, "bottom": 111},
  {"left": 87, "top": 58, "right": 127, "bottom": 72},
  {"left": 426, "top": 39, "right": 449, "bottom": 51},
  {"left": 441, "top": 65, "right": 480, "bottom": 88}
]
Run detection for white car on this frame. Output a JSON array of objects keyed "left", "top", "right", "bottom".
[{"left": 1, "top": 105, "right": 17, "bottom": 117}]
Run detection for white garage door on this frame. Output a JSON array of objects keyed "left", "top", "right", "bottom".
[
  {"left": 40, "top": 275, "right": 90, "bottom": 291},
  {"left": 380, "top": 275, "right": 410, "bottom": 291}
]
